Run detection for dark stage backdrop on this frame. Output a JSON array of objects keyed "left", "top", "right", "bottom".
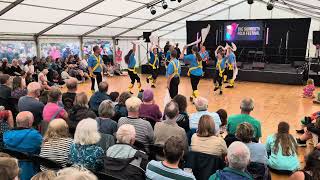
[{"left": 186, "top": 18, "right": 311, "bottom": 64}]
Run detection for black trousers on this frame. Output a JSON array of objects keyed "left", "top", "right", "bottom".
[
  {"left": 128, "top": 71, "right": 140, "bottom": 84},
  {"left": 148, "top": 66, "right": 158, "bottom": 80},
  {"left": 190, "top": 74, "right": 201, "bottom": 91},
  {"left": 227, "top": 69, "right": 234, "bottom": 80},
  {"left": 214, "top": 70, "right": 223, "bottom": 86},
  {"left": 169, "top": 76, "right": 180, "bottom": 99},
  {"left": 202, "top": 61, "right": 207, "bottom": 77},
  {"left": 91, "top": 72, "right": 102, "bottom": 90}
]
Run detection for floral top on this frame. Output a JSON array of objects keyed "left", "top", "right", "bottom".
[
  {"left": 68, "top": 143, "right": 104, "bottom": 171},
  {"left": 11, "top": 88, "right": 27, "bottom": 99},
  {"left": 303, "top": 84, "right": 315, "bottom": 97}
]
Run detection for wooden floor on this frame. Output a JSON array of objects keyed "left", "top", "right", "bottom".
[{"left": 72, "top": 74, "right": 317, "bottom": 180}]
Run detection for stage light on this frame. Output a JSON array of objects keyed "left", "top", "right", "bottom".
[
  {"left": 150, "top": 6, "right": 156, "bottom": 15},
  {"left": 177, "top": 0, "right": 182, "bottom": 2},
  {"left": 247, "top": 0, "right": 254, "bottom": 4},
  {"left": 267, "top": 0, "right": 276, "bottom": 10},
  {"left": 162, "top": 1, "right": 168, "bottom": 9}
]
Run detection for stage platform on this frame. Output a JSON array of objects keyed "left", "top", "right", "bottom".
[{"left": 141, "top": 63, "right": 304, "bottom": 85}]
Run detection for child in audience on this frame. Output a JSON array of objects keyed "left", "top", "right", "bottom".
[
  {"left": 303, "top": 79, "right": 315, "bottom": 98},
  {"left": 296, "top": 117, "right": 320, "bottom": 147},
  {"left": 109, "top": 91, "right": 119, "bottom": 106}
]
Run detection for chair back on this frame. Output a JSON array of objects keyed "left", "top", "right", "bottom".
[
  {"left": 133, "top": 140, "right": 146, "bottom": 152},
  {"left": 98, "top": 133, "right": 115, "bottom": 152},
  {"left": 31, "top": 154, "right": 63, "bottom": 171},
  {"left": 40, "top": 120, "right": 49, "bottom": 136},
  {"left": 185, "top": 151, "right": 225, "bottom": 180},
  {"left": 148, "top": 144, "right": 164, "bottom": 160},
  {"left": 142, "top": 117, "right": 156, "bottom": 129},
  {"left": 2, "top": 148, "right": 31, "bottom": 160},
  {"left": 90, "top": 170, "right": 121, "bottom": 180}
]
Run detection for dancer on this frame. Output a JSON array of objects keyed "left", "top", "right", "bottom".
[
  {"left": 214, "top": 45, "right": 227, "bottom": 95},
  {"left": 167, "top": 50, "right": 181, "bottom": 99},
  {"left": 180, "top": 45, "right": 203, "bottom": 101},
  {"left": 199, "top": 43, "right": 209, "bottom": 77},
  {"left": 125, "top": 43, "right": 143, "bottom": 94},
  {"left": 225, "top": 43, "right": 237, "bottom": 88},
  {"left": 146, "top": 45, "right": 162, "bottom": 88},
  {"left": 88, "top": 45, "right": 103, "bottom": 92}
]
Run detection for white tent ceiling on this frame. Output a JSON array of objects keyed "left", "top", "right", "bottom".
[{"left": 0, "top": 0, "right": 319, "bottom": 39}]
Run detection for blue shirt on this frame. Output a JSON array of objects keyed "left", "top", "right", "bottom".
[
  {"left": 149, "top": 52, "right": 160, "bottom": 67},
  {"left": 227, "top": 52, "right": 236, "bottom": 65},
  {"left": 128, "top": 53, "right": 136, "bottom": 69},
  {"left": 166, "top": 59, "right": 181, "bottom": 77},
  {"left": 183, "top": 54, "right": 203, "bottom": 76},
  {"left": 215, "top": 56, "right": 227, "bottom": 70},
  {"left": 200, "top": 51, "right": 209, "bottom": 61},
  {"left": 189, "top": 111, "right": 221, "bottom": 134},
  {"left": 88, "top": 54, "right": 103, "bottom": 73},
  {"left": 165, "top": 51, "right": 171, "bottom": 60}
]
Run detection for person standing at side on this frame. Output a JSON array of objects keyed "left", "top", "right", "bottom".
[{"left": 88, "top": 45, "right": 103, "bottom": 93}]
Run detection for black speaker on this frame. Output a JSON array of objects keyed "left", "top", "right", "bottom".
[
  {"left": 313, "top": 31, "right": 320, "bottom": 45},
  {"left": 143, "top": 32, "right": 151, "bottom": 43}
]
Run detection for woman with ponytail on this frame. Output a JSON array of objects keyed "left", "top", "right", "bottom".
[
  {"left": 125, "top": 43, "right": 143, "bottom": 94},
  {"left": 180, "top": 45, "right": 203, "bottom": 101},
  {"left": 266, "top": 121, "right": 300, "bottom": 174}
]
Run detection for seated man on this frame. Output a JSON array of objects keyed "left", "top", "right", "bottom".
[
  {"left": 146, "top": 136, "right": 196, "bottom": 180},
  {"left": 118, "top": 97, "right": 154, "bottom": 147},
  {"left": 3, "top": 111, "right": 42, "bottom": 180},
  {"left": 227, "top": 98, "right": 261, "bottom": 142},
  {"left": 209, "top": 141, "right": 253, "bottom": 180},
  {"left": 62, "top": 78, "right": 78, "bottom": 111},
  {"left": 189, "top": 97, "right": 221, "bottom": 134},
  {"left": 0, "top": 74, "right": 12, "bottom": 109},
  {"left": 89, "top": 81, "right": 111, "bottom": 115},
  {"left": 104, "top": 124, "right": 148, "bottom": 180}
]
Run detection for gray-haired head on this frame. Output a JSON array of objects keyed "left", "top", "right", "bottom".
[
  {"left": 240, "top": 98, "right": 254, "bottom": 114},
  {"left": 227, "top": 141, "right": 250, "bottom": 171},
  {"left": 98, "top": 100, "right": 115, "bottom": 118},
  {"left": 164, "top": 101, "right": 179, "bottom": 120}
]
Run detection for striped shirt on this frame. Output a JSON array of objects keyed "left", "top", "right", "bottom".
[
  {"left": 118, "top": 117, "right": 154, "bottom": 145},
  {"left": 146, "top": 160, "right": 196, "bottom": 180},
  {"left": 40, "top": 138, "right": 73, "bottom": 171}
]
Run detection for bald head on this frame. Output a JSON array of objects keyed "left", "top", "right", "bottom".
[
  {"left": 16, "top": 111, "right": 34, "bottom": 128},
  {"left": 164, "top": 101, "right": 179, "bottom": 120},
  {"left": 98, "top": 81, "right": 108, "bottom": 93},
  {"left": 27, "top": 82, "right": 41, "bottom": 97},
  {"left": 240, "top": 98, "right": 254, "bottom": 114},
  {"left": 194, "top": 97, "right": 208, "bottom": 111},
  {"left": 66, "top": 78, "right": 78, "bottom": 91}
]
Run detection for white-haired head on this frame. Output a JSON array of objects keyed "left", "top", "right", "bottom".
[
  {"left": 227, "top": 141, "right": 250, "bottom": 171},
  {"left": 194, "top": 97, "right": 208, "bottom": 111},
  {"left": 27, "top": 82, "right": 41, "bottom": 98},
  {"left": 56, "top": 167, "right": 97, "bottom": 180},
  {"left": 74, "top": 118, "right": 100, "bottom": 145},
  {"left": 116, "top": 124, "right": 136, "bottom": 145},
  {"left": 240, "top": 98, "right": 254, "bottom": 114},
  {"left": 125, "top": 97, "right": 142, "bottom": 113}
]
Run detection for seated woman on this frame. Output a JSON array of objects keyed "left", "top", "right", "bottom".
[
  {"left": 216, "top": 109, "right": 228, "bottom": 134},
  {"left": 11, "top": 76, "right": 27, "bottom": 99},
  {"left": 296, "top": 117, "right": 320, "bottom": 147},
  {"left": 42, "top": 88, "right": 68, "bottom": 122},
  {"left": 266, "top": 121, "right": 300, "bottom": 174},
  {"left": 105, "top": 124, "right": 148, "bottom": 180},
  {"left": 173, "top": 94, "right": 190, "bottom": 134},
  {"left": 96, "top": 100, "right": 117, "bottom": 135},
  {"left": 289, "top": 150, "right": 320, "bottom": 180},
  {"left": 40, "top": 119, "right": 73, "bottom": 170},
  {"left": 68, "top": 92, "right": 96, "bottom": 137},
  {"left": 38, "top": 69, "right": 52, "bottom": 90},
  {"left": 69, "top": 118, "right": 104, "bottom": 171},
  {"left": 10, "top": 59, "right": 22, "bottom": 76},
  {"left": 139, "top": 89, "right": 162, "bottom": 124},
  {"left": 0, "top": 107, "right": 14, "bottom": 150},
  {"left": 190, "top": 115, "right": 227, "bottom": 157},
  {"left": 113, "top": 92, "right": 131, "bottom": 122},
  {"left": 236, "top": 122, "right": 267, "bottom": 164}
]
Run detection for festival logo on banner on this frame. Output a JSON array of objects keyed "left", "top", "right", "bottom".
[
  {"left": 225, "top": 21, "right": 263, "bottom": 41},
  {"left": 225, "top": 23, "right": 239, "bottom": 41}
]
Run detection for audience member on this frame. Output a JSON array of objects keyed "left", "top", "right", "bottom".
[
  {"left": 0, "top": 74, "right": 12, "bottom": 107},
  {"left": 43, "top": 88, "right": 68, "bottom": 122},
  {"left": 191, "top": 115, "right": 227, "bottom": 157},
  {"left": 3, "top": 111, "right": 42, "bottom": 180},
  {"left": 68, "top": 92, "right": 96, "bottom": 137},
  {"left": 11, "top": 76, "right": 27, "bottom": 99},
  {"left": 69, "top": 118, "right": 104, "bottom": 171},
  {"left": 38, "top": 69, "right": 52, "bottom": 90},
  {"left": 154, "top": 101, "right": 188, "bottom": 150},
  {"left": 10, "top": 59, "right": 22, "bottom": 76},
  {"left": 55, "top": 167, "right": 97, "bottom": 180},
  {"left": 109, "top": 91, "right": 120, "bottom": 106},
  {"left": 18, "top": 82, "right": 44, "bottom": 127},
  {"left": 146, "top": 136, "right": 196, "bottom": 180},
  {"left": 113, "top": 92, "right": 131, "bottom": 121},
  {"left": 62, "top": 78, "right": 78, "bottom": 111},
  {"left": 190, "top": 97, "right": 221, "bottom": 134},
  {"left": 0, "top": 155, "right": 20, "bottom": 180},
  {"left": 24, "top": 59, "right": 35, "bottom": 76},
  {"left": 139, "top": 89, "right": 162, "bottom": 123},
  {"left": 173, "top": 94, "right": 190, "bottom": 134},
  {"left": 31, "top": 170, "right": 57, "bottom": 180},
  {"left": 96, "top": 100, "right": 117, "bottom": 135},
  {"left": 296, "top": 116, "right": 320, "bottom": 147},
  {"left": 209, "top": 141, "right": 253, "bottom": 180},
  {"left": 0, "top": 107, "right": 14, "bottom": 150},
  {"left": 236, "top": 122, "right": 267, "bottom": 164},
  {"left": 227, "top": 98, "right": 261, "bottom": 142},
  {"left": 289, "top": 150, "right": 320, "bottom": 180},
  {"left": 89, "top": 81, "right": 111, "bottom": 115},
  {"left": 266, "top": 122, "right": 299, "bottom": 173},
  {"left": 217, "top": 109, "right": 228, "bottom": 132},
  {"left": 105, "top": 124, "right": 148, "bottom": 180},
  {"left": 40, "top": 119, "right": 73, "bottom": 170},
  {"left": 118, "top": 97, "right": 154, "bottom": 146}
]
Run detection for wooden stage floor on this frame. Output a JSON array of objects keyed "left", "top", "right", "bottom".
[{"left": 72, "top": 74, "right": 317, "bottom": 180}]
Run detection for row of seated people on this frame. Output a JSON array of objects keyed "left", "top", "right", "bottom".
[{"left": 0, "top": 77, "right": 320, "bottom": 180}]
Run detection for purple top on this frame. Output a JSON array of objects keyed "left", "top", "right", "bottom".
[{"left": 139, "top": 103, "right": 162, "bottom": 122}]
